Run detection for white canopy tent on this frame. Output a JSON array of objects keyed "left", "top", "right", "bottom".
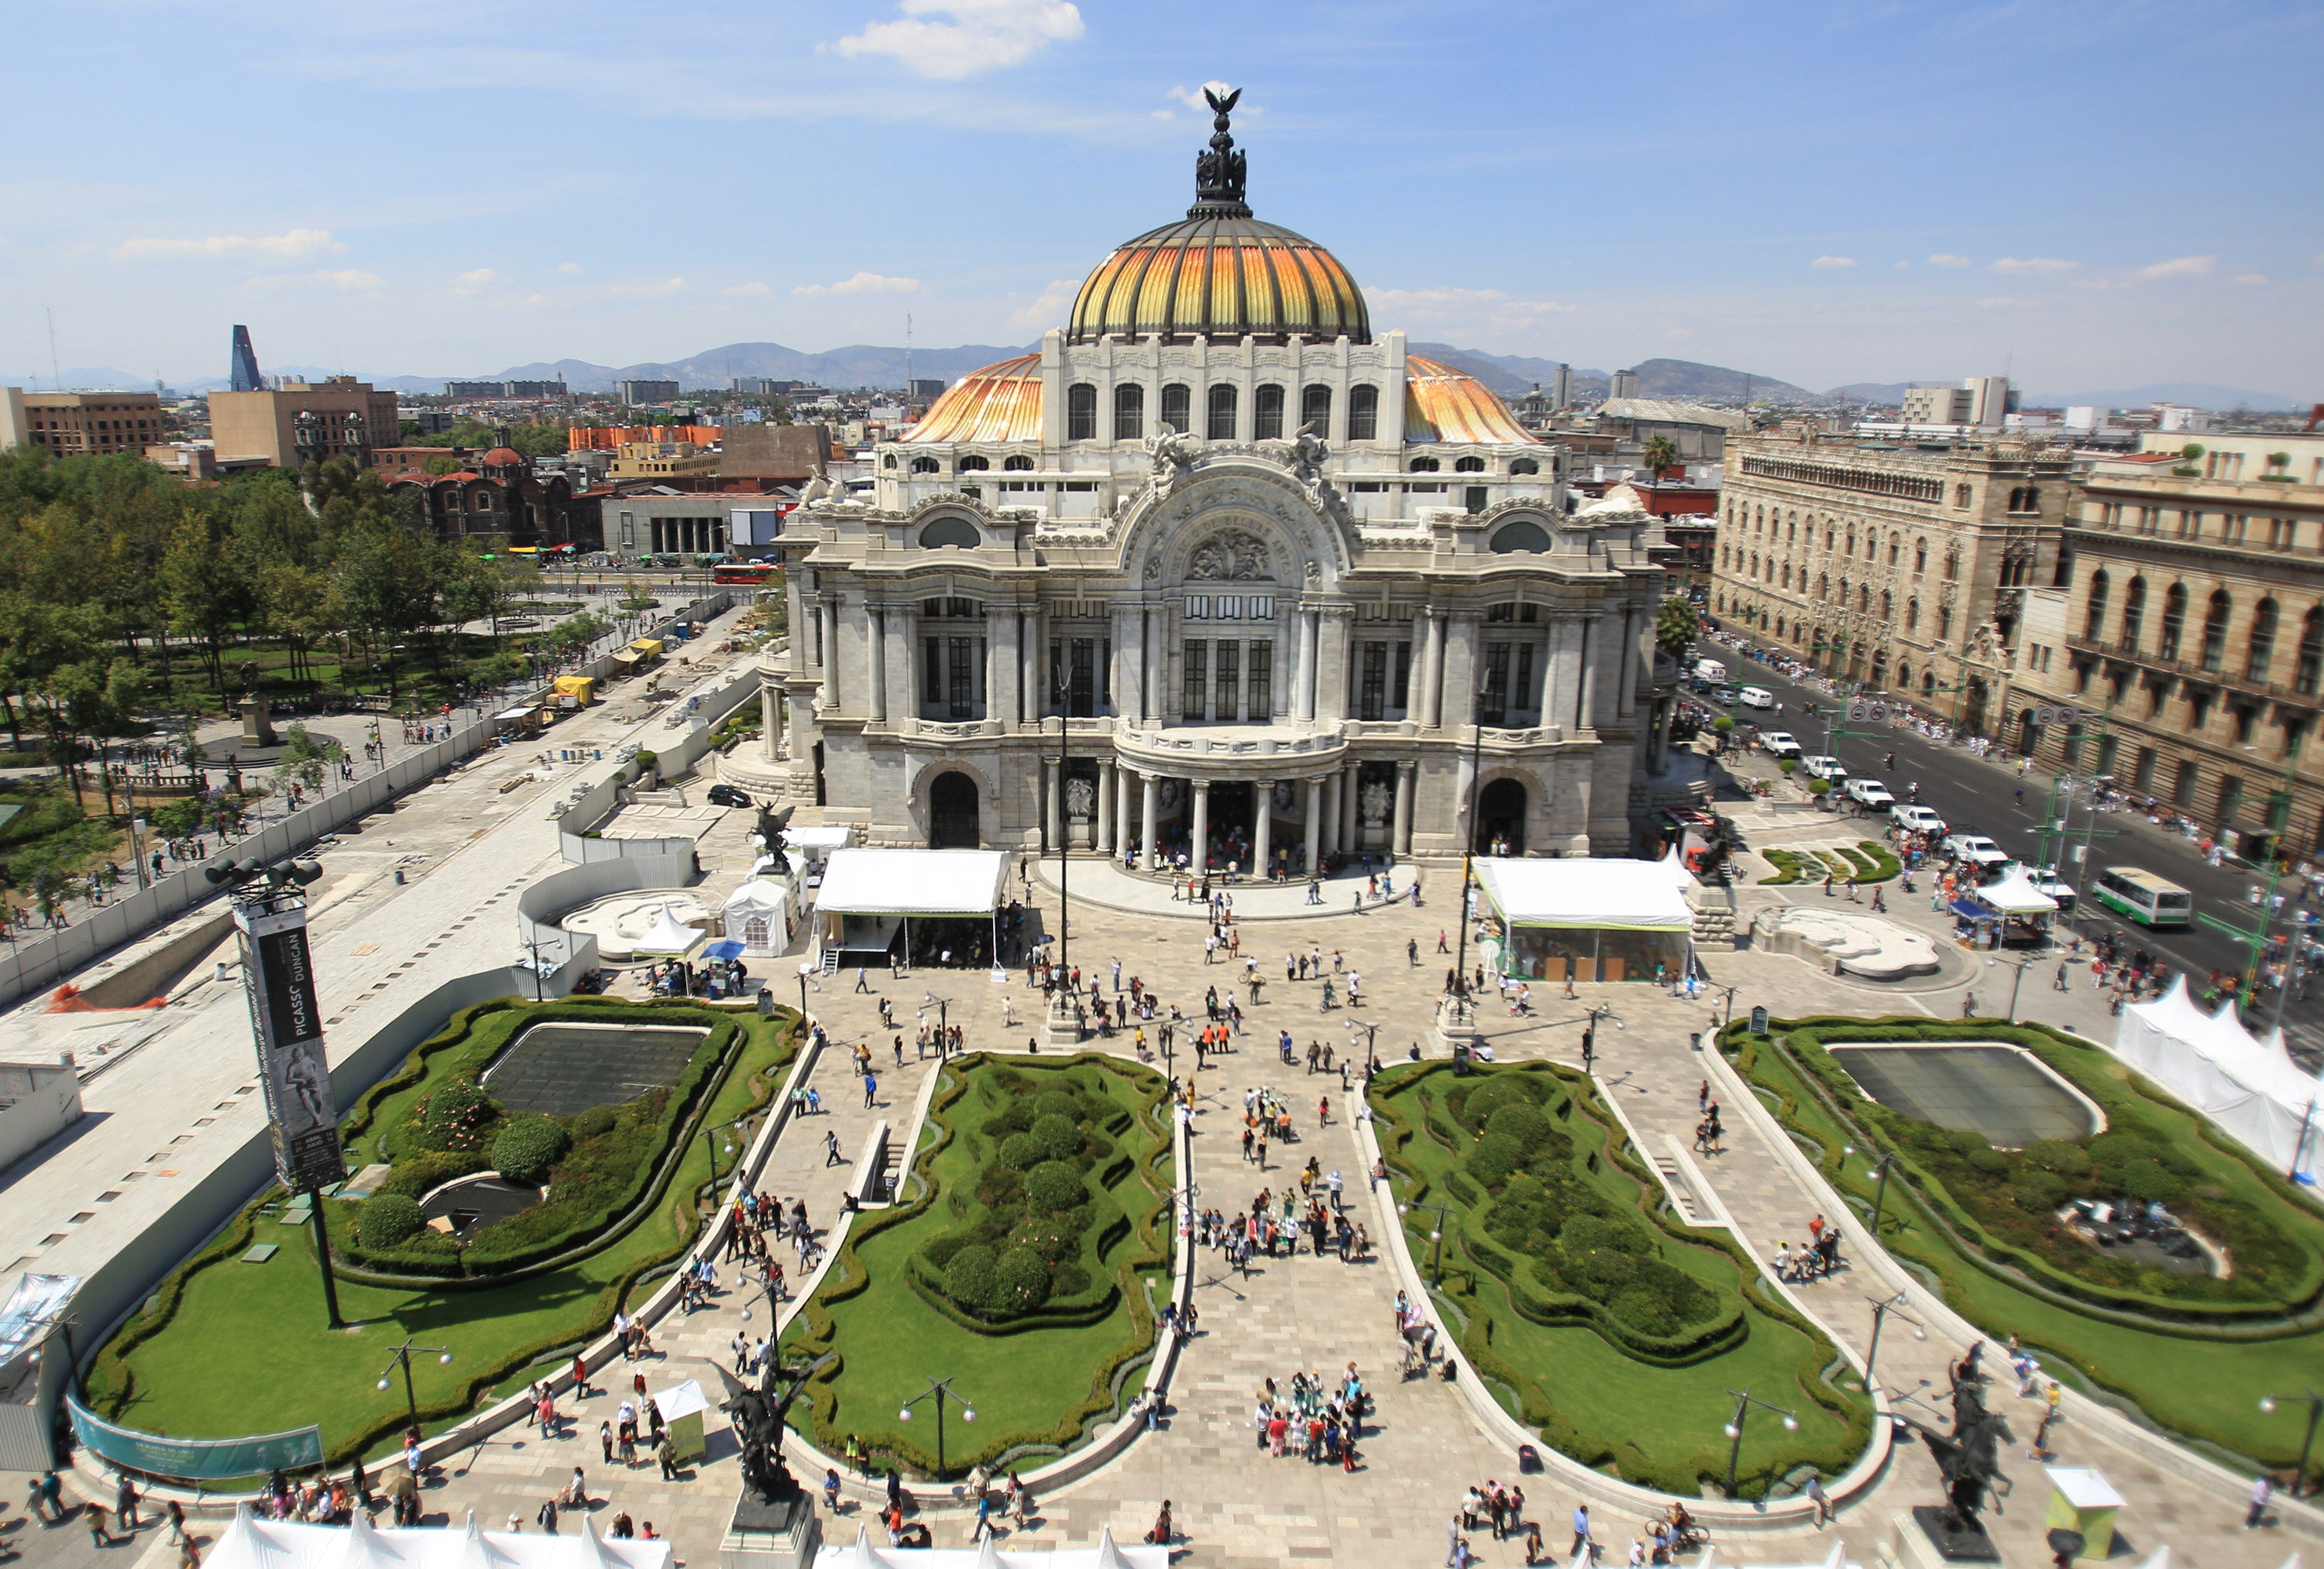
[
  {"left": 812, "top": 849, "right": 1010, "bottom": 969},
  {"left": 1969, "top": 865, "right": 2059, "bottom": 915},
  {"left": 1474, "top": 857, "right": 1695, "bottom": 984},
  {"left": 203, "top": 1508, "right": 671, "bottom": 1569},
  {"left": 813, "top": 1523, "right": 1164, "bottom": 1567},
  {"left": 2113, "top": 976, "right": 2323, "bottom": 1179},
  {"left": 720, "top": 879, "right": 795, "bottom": 957},
  {"left": 631, "top": 903, "right": 706, "bottom": 957}
]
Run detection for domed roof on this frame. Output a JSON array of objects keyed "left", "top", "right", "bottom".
[
  {"left": 481, "top": 445, "right": 525, "bottom": 469},
  {"left": 1067, "top": 87, "right": 1369, "bottom": 346}
]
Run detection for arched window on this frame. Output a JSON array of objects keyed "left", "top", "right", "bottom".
[
  {"left": 2083, "top": 570, "right": 2110, "bottom": 640},
  {"left": 1067, "top": 383, "right": 1096, "bottom": 441},
  {"left": 2248, "top": 598, "right": 2280, "bottom": 682},
  {"left": 1348, "top": 384, "right": 1379, "bottom": 441},
  {"left": 2158, "top": 582, "right": 2188, "bottom": 661},
  {"left": 1858, "top": 585, "right": 1871, "bottom": 613},
  {"left": 1944, "top": 547, "right": 1960, "bottom": 581},
  {"left": 1896, "top": 661, "right": 1912, "bottom": 692},
  {"left": 1300, "top": 383, "right": 1332, "bottom": 431},
  {"left": 1922, "top": 670, "right": 1937, "bottom": 696},
  {"left": 1455, "top": 455, "right": 1486, "bottom": 472},
  {"left": 909, "top": 455, "right": 939, "bottom": 474},
  {"left": 1160, "top": 383, "right": 1191, "bottom": 434},
  {"left": 1511, "top": 457, "right": 1538, "bottom": 476},
  {"left": 1002, "top": 455, "right": 1033, "bottom": 471},
  {"left": 2121, "top": 576, "right": 2147, "bottom": 648},
  {"left": 2296, "top": 607, "right": 2324, "bottom": 696},
  {"left": 1827, "top": 524, "right": 1837, "bottom": 550},
  {"left": 918, "top": 516, "right": 980, "bottom": 549},
  {"left": 1887, "top": 535, "right": 1900, "bottom": 565},
  {"left": 882, "top": 454, "right": 896, "bottom": 469},
  {"left": 1906, "top": 599, "right": 1919, "bottom": 632},
  {"left": 1489, "top": 520, "right": 1552, "bottom": 554},
  {"left": 1938, "top": 606, "right": 1952, "bottom": 642},
  {"left": 1253, "top": 383, "right": 1285, "bottom": 440},
  {"left": 2199, "top": 589, "right": 2233, "bottom": 671},
  {"left": 1112, "top": 383, "right": 1144, "bottom": 441},
  {"left": 1879, "top": 590, "right": 1893, "bottom": 622},
  {"left": 1206, "top": 383, "right": 1238, "bottom": 441},
  {"left": 1845, "top": 527, "right": 1856, "bottom": 555},
  {"left": 1409, "top": 457, "right": 1440, "bottom": 472},
  {"left": 1787, "top": 519, "right": 1796, "bottom": 544},
  {"left": 1915, "top": 537, "right": 1928, "bottom": 573},
  {"left": 958, "top": 455, "right": 990, "bottom": 472},
  {"left": 1817, "top": 573, "right": 1829, "bottom": 601}
]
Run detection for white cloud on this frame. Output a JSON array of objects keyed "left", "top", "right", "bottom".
[
  {"left": 830, "top": 0, "right": 1083, "bottom": 80},
  {"left": 246, "top": 268, "right": 383, "bottom": 293},
  {"left": 519, "top": 293, "right": 548, "bottom": 307},
  {"left": 558, "top": 262, "right": 583, "bottom": 274},
  {"left": 610, "top": 276, "right": 687, "bottom": 297},
  {"left": 792, "top": 271, "right": 923, "bottom": 297},
  {"left": 1928, "top": 253, "right": 1974, "bottom": 268},
  {"left": 1988, "top": 256, "right": 2078, "bottom": 275},
  {"left": 1009, "top": 277, "right": 1080, "bottom": 330},
  {"left": 1978, "top": 296, "right": 2042, "bottom": 308},
  {"left": 451, "top": 267, "right": 498, "bottom": 296},
  {"left": 1809, "top": 256, "right": 1856, "bottom": 269},
  {"left": 2233, "top": 273, "right": 2268, "bottom": 286},
  {"left": 1150, "top": 108, "right": 1173, "bottom": 120},
  {"left": 2132, "top": 254, "right": 2214, "bottom": 281},
  {"left": 1893, "top": 261, "right": 1910, "bottom": 270},
  {"left": 724, "top": 282, "right": 773, "bottom": 297},
  {"left": 121, "top": 227, "right": 345, "bottom": 262},
  {"left": 1366, "top": 286, "right": 1574, "bottom": 332},
  {"left": 1167, "top": 81, "right": 1239, "bottom": 112}
]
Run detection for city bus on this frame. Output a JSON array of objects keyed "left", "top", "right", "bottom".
[
  {"left": 2090, "top": 866, "right": 2193, "bottom": 928},
  {"left": 713, "top": 561, "right": 779, "bottom": 585}
]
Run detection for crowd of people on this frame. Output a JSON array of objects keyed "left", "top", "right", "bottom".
[{"left": 1251, "top": 1363, "right": 1367, "bottom": 1471}]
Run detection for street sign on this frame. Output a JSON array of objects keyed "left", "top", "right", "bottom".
[
  {"left": 1748, "top": 1005, "right": 1770, "bottom": 1035},
  {"left": 2031, "top": 705, "right": 2082, "bottom": 727},
  {"left": 1847, "top": 701, "right": 1888, "bottom": 723}
]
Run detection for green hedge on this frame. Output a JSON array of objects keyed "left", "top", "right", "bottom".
[{"left": 1724, "top": 1018, "right": 2324, "bottom": 1324}]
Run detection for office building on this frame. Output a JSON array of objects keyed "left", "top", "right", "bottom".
[
  {"left": 619, "top": 379, "right": 680, "bottom": 407},
  {"left": 228, "top": 325, "right": 263, "bottom": 393},
  {"left": 445, "top": 379, "right": 568, "bottom": 400},
  {"left": 207, "top": 375, "right": 399, "bottom": 468},
  {"left": 1, "top": 388, "right": 165, "bottom": 455},
  {"left": 607, "top": 441, "right": 720, "bottom": 482},
  {"left": 1608, "top": 369, "right": 1640, "bottom": 400},
  {"left": 907, "top": 379, "right": 948, "bottom": 401},
  {"left": 1899, "top": 376, "right": 2014, "bottom": 428}
]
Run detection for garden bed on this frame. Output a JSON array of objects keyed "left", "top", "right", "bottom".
[
  {"left": 782, "top": 1053, "right": 1173, "bottom": 1478},
  {"left": 1367, "top": 1061, "right": 1867, "bottom": 1498}
]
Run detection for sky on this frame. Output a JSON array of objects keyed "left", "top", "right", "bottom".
[{"left": 2, "top": 0, "right": 2320, "bottom": 399}]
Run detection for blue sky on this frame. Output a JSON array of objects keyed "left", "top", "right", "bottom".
[{"left": 2, "top": 0, "right": 2319, "bottom": 397}]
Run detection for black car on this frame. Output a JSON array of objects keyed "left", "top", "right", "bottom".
[{"left": 706, "top": 784, "right": 752, "bottom": 808}]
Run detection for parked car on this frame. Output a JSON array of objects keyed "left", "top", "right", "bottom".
[
  {"left": 2029, "top": 865, "right": 2078, "bottom": 911},
  {"left": 1845, "top": 778, "right": 1895, "bottom": 809},
  {"left": 1802, "top": 754, "right": 1849, "bottom": 783},
  {"left": 1710, "top": 685, "right": 1741, "bottom": 706},
  {"left": 1891, "top": 803, "right": 1948, "bottom": 836},
  {"left": 1738, "top": 686, "right": 1776, "bottom": 709},
  {"left": 1941, "top": 833, "right": 2011, "bottom": 872},
  {"left": 1759, "top": 730, "right": 1803, "bottom": 759},
  {"left": 706, "top": 783, "right": 753, "bottom": 808}
]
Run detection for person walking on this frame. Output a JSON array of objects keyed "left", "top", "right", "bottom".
[
  {"left": 1805, "top": 1473, "right": 1831, "bottom": 1526},
  {"left": 825, "top": 1128, "right": 843, "bottom": 1166},
  {"left": 84, "top": 1502, "right": 112, "bottom": 1549},
  {"left": 1569, "top": 1502, "right": 1594, "bottom": 1561},
  {"left": 861, "top": 1071, "right": 878, "bottom": 1108}
]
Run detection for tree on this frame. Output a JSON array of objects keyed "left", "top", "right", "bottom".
[
  {"left": 618, "top": 579, "right": 658, "bottom": 616},
  {"left": 1655, "top": 596, "right": 1699, "bottom": 657},
  {"left": 1642, "top": 434, "right": 1680, "bottom": 482},
  {"left": 271, "top": 722, "right": 347, "bottom": 795}
]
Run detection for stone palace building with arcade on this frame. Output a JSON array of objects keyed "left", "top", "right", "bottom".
[{"left": 721, "top": 93, "right": 1676, "bottom": 867}]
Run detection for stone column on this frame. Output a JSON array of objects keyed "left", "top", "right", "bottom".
[
  {"left": 1253, "top": 781, "right": 1274, "bottom": 877},
  {"left": 1441, "top": 612, "right": 1479, "bottom": 730},
  {"left": 885, "top": 602, "right": 916, "bottom": 726},
  {"left": 1322, "top": 769, "right": 1342, "bottom": 856},
  {"left": 760, "top": 682, "right": 780, "bottom": 761},
  {"left": 867, "top": 603, "right": 889, "bottom": 723},
  {"left": 1096, "top": 760, "right": 1116, "bottom": 853},
  {"left": 1538, "top": 616, "right": 1562, "bottom": 730},
  {"left": 818, "top": 599, "right": 841, "bottom": 708},
  {"left": 1122, "top": 606, "right": 1147, "bottom": 724},
  {"left": 1615, "top": 606, "right": 1639, "bottom": 718},
  {"left": 1021, "top": 609, "right": 1043, "bottom": 721},
  {"left": 1316, "top": 608, "right": 1353, "bottom": 722},
  {"left": 1043, "top": 758, "right": 1061, "bottom": 853},
  {"left": 991, "top": 603, "right": 1019, "bottom": 727},
  {"left": 1294, "top": 609, "right": 1318, "bottom": 723},
  {"left": 1577, "top": 614, "right": 1602, "bottom": 732},
  {"left": 1419, "top": 606, "right": 1446, "bottom": 729},
  {"left": 1116, "top": 764, "right": 1137, "bottom": 861},
  {"left": 1141, "top": 772, "right": 1161, "bottom": 870},
  {"left": 1339, "top": 760, "right": 1361, "bottom": 847},
  {"left": 1302, "top": 777, "right": 1324, "bottom": 875},
  {"left": 1190, "top": 780, "right": 1211, "bottom": 874},
  {"left": 1392, "top": 760, "right": 1416, "bottom": 856},
  {"left": 1542, "top": 615, "right": 1576, "bottom": 731}
]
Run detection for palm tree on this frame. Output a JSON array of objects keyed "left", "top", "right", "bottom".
[{"left": 1641, "top": 435, "right": 1680, "bottom": 483}]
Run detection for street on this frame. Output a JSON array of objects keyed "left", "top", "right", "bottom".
[{"left": 1703, "top": 641, "right": 2324, "bottom": 1062}]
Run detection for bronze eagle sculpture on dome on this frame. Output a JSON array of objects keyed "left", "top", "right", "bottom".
[{"left": 1195, "top": 84, "right": 1247, "bottom": 209}]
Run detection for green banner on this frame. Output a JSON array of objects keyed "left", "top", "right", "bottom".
[{"left": 67, "top": 1395, "right": 322, "bottom": 1480}]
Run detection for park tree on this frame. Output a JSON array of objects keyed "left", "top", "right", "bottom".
[{"left": 1655, "top": 595, "right": 1699, "bottom": 656}]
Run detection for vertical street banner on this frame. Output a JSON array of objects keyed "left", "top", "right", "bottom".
[{"left": 232, "top": 902, "right": 348, "bottom": 1193}]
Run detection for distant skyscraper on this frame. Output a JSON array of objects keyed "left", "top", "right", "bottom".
[{"left": 228, "top": 326, "right": 263, "bottom": 393}]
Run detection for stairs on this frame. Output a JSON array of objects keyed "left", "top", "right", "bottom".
[
  {"left": 820, "top": 947, "right": 841, "bottom": 975},
  {"left": 1650, "top": 1152, "right": 1707, "bottom": 1224},
  {"left": 875, "top": 1138, "right": 906, "bottom": 1203}
]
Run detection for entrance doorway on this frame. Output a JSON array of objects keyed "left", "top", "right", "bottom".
[
  {"left": 1964, "top": 677, "right": 1990, "bottom": 736},
  {"left": 1205, "top": 781, "right": 1254, "bottom": 870},
  {"left": 1477, "top": 778, "right": 1527, "bottom": 855},
  {"left": 929, "top": 771, "right": 980, "bottom": 848}
]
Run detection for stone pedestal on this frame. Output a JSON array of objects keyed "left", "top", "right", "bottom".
[
  {"left": 239, "top": 697, "right": 277, "bottom": 748},
  {"left": 1043, "top": 990, "right": 1085, "bottom": 1049},
  {"left": 1892, "top": 1507, "right": 2001, "bottom": 1568},
  {"left": 1069, "top": 815, "right": 1095, "bottom": 850},
  {"left": 720, "top": 1492, "right": 818, "bottom": 1569},
  {"left": 1432, "top": 995, "right": 1482, "bottom": 1063}
]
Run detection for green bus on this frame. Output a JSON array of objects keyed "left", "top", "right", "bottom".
[{"left": 2091, "top": 866, "right": 2192, "bottom": 928}]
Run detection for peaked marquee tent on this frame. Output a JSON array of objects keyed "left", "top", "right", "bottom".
[
  {"left": 1474, "top": 851, "right": 1696, "bottom": 984},
  {"left": 2112, "top": 976, "right": 2323, "bottom": 1178},
  {"left": 813, "top": 1523, "right": 1166, "bottom": 1567},
  {"left": 201, "top": 1507, "right": 672, "bottom": 1569}
]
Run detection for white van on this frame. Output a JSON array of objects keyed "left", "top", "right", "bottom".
[
  {"left": 1738, "top": 686, "right": 1775, "bottom": 709},
  {"left": 1694, "top": 658, "right": 1728, "bottom": 683}
]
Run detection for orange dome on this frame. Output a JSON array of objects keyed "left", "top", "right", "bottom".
[{"left": 482, "top": 445, "right": 525, "bottom": 468}]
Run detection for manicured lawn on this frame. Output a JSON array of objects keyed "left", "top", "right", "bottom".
[
  {"left": 83, "top": 1005, "right": 794, "bottom": 1466},
  {"left": 782, "top": 1054, "right": 1172, "bottom": 1478},
  {"left": 1369, "top": 1061, "right": 1868, "bottom": 1499},
  {"left": 1725, "top": 1016, "right": 2324, "bottom": 1476}
]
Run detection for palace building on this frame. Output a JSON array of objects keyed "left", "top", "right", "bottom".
[{"left": 721, "top": 91, "right": 1675, "bottom": 864}]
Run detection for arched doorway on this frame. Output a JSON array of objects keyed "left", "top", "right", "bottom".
[
  {"left": 1477, "top": 778, "right": 1527, "bottom": 856},
  {"left": 929, "top": 771, "right": 980, "bottom": 848},
  {"left": 1963, "top": 677, "right": 1990, "bottom": 736}
]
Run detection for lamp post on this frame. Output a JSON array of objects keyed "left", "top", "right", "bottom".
[
  {"left": 1579, "top": 1003, "right": 1622, "bottom": 1072},
  {"left": 898, "top": 1374, "right": 978, "bottom": 1477},
  {"left": 1844, "top": 1144, "right": 1904, "bottom": 1240},
  {"left": 2260, "top": 1392, "right": 2324, "bottom": 1496},
  {"left": 1862, "top": 1290, "right": 1926, "bottom": 1393},
  {"left": 1712, "top": 984, "right": 1742, "bottom": 1032},
  {"left": 1985, "top": 953, "right": 2039, "bottom": 1024},
  {"left": 1721, "top": 1385, "right": 1800, "bottom": 1496},
  {"left": 376, "top": 1338, "right": 453, "bottom": 1430},
  {"left": 797, "top": 960, "right": 816, "bottom": 1024},
  {"left": 1397, "top": 1192, "right": 1457, "bottom": 1288},
  {"left": 1047, "top": 670, "right": 1074, "bottom": 977},
  {"left": 1348, "top": 1018, "right": 1384, "bottom": 1074},
  {"left": 920, "top": 991, "right": 952, "bottom": 1055}
]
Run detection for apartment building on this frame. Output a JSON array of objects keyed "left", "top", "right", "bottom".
[
  {"left": 207, "top": 375, "right": 400, "bottom": 467},
  {"left": 0, "top": 388, "right": 165, "bottom": 455}
]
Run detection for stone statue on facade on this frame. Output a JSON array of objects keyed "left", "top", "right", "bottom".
[
  {"left": 1360, "top": 780, "right": 1391, "bottom": 827},
  {"left": 1146, "top": 424, "right": 1195, "bottom": 495},
  {"left": 1188, "top": 528, "right": 1271, "bottom": 581},
  {"left": 1064, "top": 776, "right": 1095, "bottom": 820}
]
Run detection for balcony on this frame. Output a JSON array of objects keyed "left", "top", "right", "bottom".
[{"left": 2064, "top": 630, "right": 2324, "bottom": 703}]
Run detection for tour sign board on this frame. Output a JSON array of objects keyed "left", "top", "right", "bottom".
[
  {"left": 232, "top": 902, "right": 349, "bottom": 1193},
  {"left": 1749, "top": 1006, "right": 1770, "bottom": 1035}
]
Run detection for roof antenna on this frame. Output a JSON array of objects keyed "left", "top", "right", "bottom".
[{"left": 47, "top": 307, "right": 62, "bottom": 391}]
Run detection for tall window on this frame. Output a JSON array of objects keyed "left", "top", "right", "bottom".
[
  {"left": 1914, "top": 537, "right": 1928, "bottom": 574},
  {"left": 2120, "top": 577, "right": 2147, "bottom": 649},
  {"left": 1213, "top": 640, "right": 1239, "bottom": 721},
  {"left": 1182, "top": 641, "right": 1207, "bottom": 719},
  {"left": 1067, "top": 383, "right": 1095, "bottom": 441},
  {"left": 1160, "top": 383, "right": 1191, "bottom": 434},
  {"left": 1348, "top": 385, "right": 1379, "bottom": 441},
  {"left": 1392, "top": 640, "right": 1411, "bottom": 709},
  {"left": 2297, "top": 607, "right": 2324, "bottom": 696},
  {"left": 2219, "top": 775, "right": 2246, "bottom": 826},
  {"left": 1247, "top": 641, "right": 1273, "bottom": 717},
  {"left": 2158, "top": 582, "right": 2188, "bottom": 661},
  {"left": 2247, "top": 598, "right": 2279, "bottom": 682},
  {"left": 1300, "top": 384, "right": 1332, "bottom": 432},
  {"left": 1253, "top": 383, "right": 1285, "bottom": 441},
  {"left": 1112, "top": 383, "right": 1144, "bottom": 441},
  {"left": 2199, "top": 589, "right": 2232, "bottom": 672},
  {"left": 2084, "top": 571, "right": 2109, "bottom": 640},
  {"left": 1206, "top": 384, "right": 1238, "bottom": 441},
  {"left": 1360, "top": 642, "right": 1388, "bottom": 721},
  {"left": 1479, "top": 644, "right": 1511, "bottom": 726}
]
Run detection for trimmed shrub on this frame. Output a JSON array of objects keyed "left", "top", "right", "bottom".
[
  {"left": 404, "top": 1077, "right": 502, "bottom": 1154},
  {"left": 947, "top": 1244, "right": 1000, "bottom": 1309},
  {"left": 574, "top": 1106, "right": 617, "bottom": 1138},
  {"left": 379, "top": 1148, "right": 490, "bottom": 1200},
  {"left": 1025, "top": 1159, "right": 1088, "bottom": 1214},
  {"left": 1030, "top": 1113, "right": 1081, "bottom": 1162},
  {"left": 999, "top": 1132, "right": 1047, "bottom": 1170},
  {"left": 993, "top": 1247, "right": 1052, "bottom": 1314},
  {"left": 493, "top": 1118, "right": 572, "bottom": 1186},
  {"left": 359, "top": 1193, "right": 425, "bottom": 1248}
]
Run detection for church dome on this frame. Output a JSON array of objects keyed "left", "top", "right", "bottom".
[
  {"left": 1067, "top": 88, "right": 1369, "bottom": 347},
  {"left": 481, "top": 445, "right": 525, "bottom": 469}
]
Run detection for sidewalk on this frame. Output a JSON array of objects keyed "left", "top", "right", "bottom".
[{"left": 1030, "top": 858, "right": 1426, "bottom": 922}]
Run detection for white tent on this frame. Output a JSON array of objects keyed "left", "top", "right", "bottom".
[
  {"left": 720, "top": 879, "right": 794, "bottom": 956},
  {"left": 814, "top": 850, "right": 1009, "bottom": 918},
  {"left": 1475, "top": 857, "right": 1694, "bottom": 931},
  {"left": 203, "top": 1507, "right": 670, "bottom": 1569},
  {"left": 631, "top": 903, "right": 705, "bottom": 957},
  {"left": 2113, "top": 976, "right": 2323, "bottom": 1178},
  {"left": 1969, "top": 865, "right": 2058, "bottom": 915},
  {"left": 812, "top": 1523, "right": 1164, "bottom": 1567}
]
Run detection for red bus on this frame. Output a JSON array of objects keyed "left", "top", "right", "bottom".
[{"left": 713, "top": 561, "right": 779, "bottom": 585}]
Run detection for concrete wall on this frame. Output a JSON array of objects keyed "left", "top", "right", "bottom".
[
  {"left": 73, "top": 911, "right": 236, "bottom": 1009},
  {"left": 516, "top": 851, "right": 699, "bottom": 958},
  {"left": 0, "top": 1057, "right": 82, "bottom": 1172}
]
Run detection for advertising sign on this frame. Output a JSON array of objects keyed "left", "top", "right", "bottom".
[
  {"left": 67, "top": 1395, "right": 321, "bottom": 1481},
  {"left": 233, "top": 903, "right": 347, "bottom": 1193},
  {"left": 1748, "top": 1005, "right": 1771, "bottom": 1035}
]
